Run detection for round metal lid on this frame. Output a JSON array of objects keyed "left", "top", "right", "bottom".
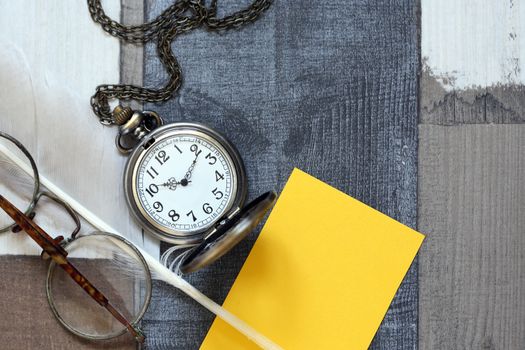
[{"left": 180, "top": 191, "right": 277, "bottom": 274}]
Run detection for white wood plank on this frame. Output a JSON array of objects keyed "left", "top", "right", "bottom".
[
  {"left": 422, "top": 0, "right": 525, "bottom": 90},
  {"left": 0, "top": 1, "right": 159, "bottom": 257}
]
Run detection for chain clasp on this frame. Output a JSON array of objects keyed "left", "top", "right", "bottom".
[{"left": 115, "top": 108, "right": 163, "bottom": 154}]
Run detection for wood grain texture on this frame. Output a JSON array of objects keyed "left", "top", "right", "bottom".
[
  {"left": 0, "top": 1, "right": 159, "bottom": 257},
  {"left": 420, "top": 2, "right": 525, "bottom": 349},
  {"left": 141, "top": 1, "right": 419, "bottom": 349},
  {"left": 0, "top": 1, "right": 120, "bottom": 99},
  {"left": 422, "top": 0, "right": 525, "bottom": 90},
  {"left": 421, "top": 70, "right": 525, "bottom": 125},
  {"left": 0, "top": 256, "right": 136, "bottom": 350},
  {"left": 0, "top": 1, "right": 121, "bottom": 254},
  {"left": 121, "top": 0, "right": 144, "bottom": 112},
  {"left": 0, "top": 1, "right": 149, "bottom": 349},
  {"left": 418, "top": 125, "right": 525, "bottom": 349}
]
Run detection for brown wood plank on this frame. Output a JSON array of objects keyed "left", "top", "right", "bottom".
[{"left": 0, "top": 256, "right": 136, "bottom": 350}]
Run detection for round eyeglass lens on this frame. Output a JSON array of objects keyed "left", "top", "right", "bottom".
[
  {"left": 46, "top": 232, "right": 152, "bottom": 340},
  {"left": 0, "top": 132, "right": 39, "bottom": 232}
]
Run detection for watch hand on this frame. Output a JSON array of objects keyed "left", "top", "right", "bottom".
[
  {"left": 158, "top": 177, "right": 191, "bottom": 191},
  {"left": 183, "top": 153, "right": 199, "bottom": 182}
]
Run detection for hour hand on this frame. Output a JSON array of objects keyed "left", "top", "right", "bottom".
[{"left": 158, "top": 177, "right": 191, "bottom": 191}]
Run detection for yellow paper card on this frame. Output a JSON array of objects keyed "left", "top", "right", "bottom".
[{"left": 200, "top": 168, "right": 424, "bottom": 350}]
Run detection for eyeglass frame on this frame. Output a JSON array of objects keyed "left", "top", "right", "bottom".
[{"left": 0, "top": 131, "right": 152, "bottom": 342}]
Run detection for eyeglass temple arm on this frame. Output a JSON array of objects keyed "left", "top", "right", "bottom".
[
  {"left": 0, "top": 195, "right": 145, "bottom": 343},
  {"left": 0, "top": 195, "right": 68, "bottom": 256}
]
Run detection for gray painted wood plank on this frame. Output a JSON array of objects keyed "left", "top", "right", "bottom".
[
  {"left": 141, "top": 1, "right": 419, "bottom": 349},
  {"left": 418, "top": 125, "right": 525, "bottom": 349},
  {"left": 120, "top": 0, "right": 144, "bottom": 111},
  {"left": 420, "top": 19, "right": 525, "bottom": 347},
  {"left": 120, "top": 2, "right": 145, "bottom": 350},
  {"left": 421, "top": 71, "right": 525, "bottom": 125}
]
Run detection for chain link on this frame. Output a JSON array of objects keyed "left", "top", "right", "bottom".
[{"left": 88, "top": 0, "right": 273, "bottom": 125}]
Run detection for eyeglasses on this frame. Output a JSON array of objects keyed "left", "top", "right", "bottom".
[
  {"left": 0, "top": 131, "right": 151, "bottom": 343},
  {"left": 0, "top": 131, "right": 283, "bottom": 349}
]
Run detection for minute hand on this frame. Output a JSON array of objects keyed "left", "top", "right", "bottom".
[{"left": 183, "top": 153, "right": 199, "bottom": 181}]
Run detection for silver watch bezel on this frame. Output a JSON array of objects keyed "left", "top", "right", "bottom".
[{"left": 124, "top": 122, "right": 247, "bottom": 245}]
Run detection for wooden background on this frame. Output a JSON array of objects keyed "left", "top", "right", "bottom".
[
  {"left": 420, "top": 1, "right": 525, "bottom": 348},
  {"left": 0, "top": 0, "right": 523, "bottom": 349},
  {"left": 140, "top": 0, "right": 418, "bottom": 349}
]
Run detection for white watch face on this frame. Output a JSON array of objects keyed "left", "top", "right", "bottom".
[{"left": 133, "top": 131, "right": 237, "bottom": 235}]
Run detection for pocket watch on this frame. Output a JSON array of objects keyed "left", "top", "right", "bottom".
[
  {"left": 118, "top": 109, "right": 276, "bottom": 272},
  {"left": 87, "top": 0, "right": 274, "bottom": 272}
]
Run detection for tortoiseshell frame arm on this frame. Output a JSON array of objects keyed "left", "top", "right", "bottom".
[{"left": 0, "top": 195, "right": 145, "bottom": 343}]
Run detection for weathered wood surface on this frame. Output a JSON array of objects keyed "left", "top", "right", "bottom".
[
  {"left": 420, "top": 2, "right": 525, "bottom": 349},
  {"left": 0, "top": 256, "right": 136, "bottom": 350},
  {"left": 422, "top": 0, "right": 525, "bottom": 126},
  {"left": 418, "top": 125, "right": 525, "bottom": 349},
  {"left": 121, "top": 0, "right": 144, "bottom": 112},
  {"left": 0, "top": 1, "right": 159, "bottom": 257},
  {"left": 421, "top": 71, "right": 525, "bottom": 125},
  {"left": 422, "top": 0, "right": 525, "bottom": 91},
  {"left": 0, "top": 1, "right": 149, "bottom": 349},
  {"left": 141, "top": 1, "right": 419, "bottom": 349}
]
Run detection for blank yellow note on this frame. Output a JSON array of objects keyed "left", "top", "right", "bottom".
[{"left": 200, "top": 168, "right": 424, "bottom": 350}]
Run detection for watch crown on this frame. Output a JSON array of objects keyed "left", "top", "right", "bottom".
[{"left": 113, "top": 105, "right": 134, "bottom": 125}]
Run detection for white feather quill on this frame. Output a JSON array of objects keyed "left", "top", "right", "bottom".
[{"left": 0, "top": 142, "right": 283, "bottom": 350}]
